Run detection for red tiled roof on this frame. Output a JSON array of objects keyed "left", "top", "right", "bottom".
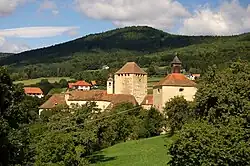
[
  {"left": 68, "top": 90, "right": 137, "bottom": 106},
  {"left": 24, "top": 87, "right": 43, "bottom": 94},
  {"left": 141, "top": 95, "right": 153, "bottom": 105},
  {"left": 68, "top": 80, "right": 92, "bottom": 88},
  {"left": 39, "top": 94, "right": 67, "bottom": 109},
  {"left": 116, "top": 62, "right": 147, "bottom": 75},
  {"left": 154, "top": 73, "right": 196, "bottom": 87}
]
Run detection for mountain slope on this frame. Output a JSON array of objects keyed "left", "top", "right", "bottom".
[
  {"left": 0, "top": 26, "right": 249, "bottom": 80},
  {"left": 1, "top": 26, "right": 217, "bottom": 66}
]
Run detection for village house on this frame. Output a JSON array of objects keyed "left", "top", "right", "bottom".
[
  {"left": 24, "top": 87, "right": 44, "bottom": 98},
  {"left": 68, "top": 80, "right": 92, "bottom": 90},
  {"left": 39, "top": 56, "right": 197, "bottom": 114},
  {"left": 152, "top": 56, "right": 197, "bottom": 112}
]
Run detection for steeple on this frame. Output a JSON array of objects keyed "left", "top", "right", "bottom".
[
  {"left": 171, "top": 55, "right": 182, "bottom": 73},
  {"left": 107, "top": 74, "right": 114, "bottom": 94}
]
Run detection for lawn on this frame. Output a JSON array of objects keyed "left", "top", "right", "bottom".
[
  {"left": 14, "top": 77, "right": 73, "bottom": 86},
  {"left": 90, "top": 135, "right": 173, "bottom": 166}
]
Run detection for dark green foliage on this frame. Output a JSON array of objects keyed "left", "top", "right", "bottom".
[
  {"left": 163, "top": 96, "right": 192, "bottom": 133},
  {"left": 169, "top": 119, "right": 250, "bottom": 166},
  {"left": 168, "top": 62, "right": 250, "bottom": 166},
  {"left": 0, "top": 67, "right": 42, "bottom": 165},
  {"left": 195, "top": 61, "right": 250, "bottom": 123}
]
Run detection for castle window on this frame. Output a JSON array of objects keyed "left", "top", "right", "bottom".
[
  {"left": 179, "top": 88, "right": 184, "bottom": 92},
  {"left": 109, "top": 82, "right": 111, "bottom": 86},
  {"left": 121, "top": 74, "right": 123, "bottom": 76},
  {"left": 128, "top": 74, "right": 130, "bottom": 76},
  {"left": 118, "top": 74, "right": 120, "bottom": 76},
  {"left": 157, "top": 89, "right": 160, "bottom": 94}
]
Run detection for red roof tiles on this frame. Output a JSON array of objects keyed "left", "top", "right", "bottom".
[
  {"left": 24, "top": 87, "right": 43, "bottom": 94},
  {"left": 68, "top": 80, "right": 92, "bottom": 88},
  {"left": 154, "top": 73, "right": 196, "bottom": 87},
  {"left": 116, "top": 62, "right": 147, "bottom": 75},
  {"left": 39, "top": 94, "right": 67, "bottom": 109},
  {"left": 141, "top": 95, "right": 153, "bottom": 105}
]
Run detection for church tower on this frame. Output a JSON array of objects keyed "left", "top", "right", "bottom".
[
  {"left": 107, "top": 74, "right": 114, "bottom": 94},
  {"left": 114, "top": 62, "right": 147, "bottom": 104},
  {"left": 171, "top": 55, "right": 182, "bottom": 73}
]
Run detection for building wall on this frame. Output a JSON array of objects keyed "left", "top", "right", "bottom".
[
  {"left": 27, "top": 93, "right": 44, "bottom": 98},
  {"left": 153, "top": 87, "right": 163, "bottom": 112},
  {"left": 142, "top": 105, "right": 152, "bottom": 110},
  {"left": 153, "top": 86, "right": 197, "bottom": 112},
  {"left": 66, "top": 100, "right": 111, "bottom": 112},
  {"left": 107, "top": 80, "right": 114, "bottom": 94},
  {"left": 76, "top": 86, "right": 91, "bottom": 90},
  {"left": 114, "top": 73, "right": 147, "bottom": 104}
]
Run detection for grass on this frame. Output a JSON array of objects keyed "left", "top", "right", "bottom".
[
  {"left": 14, "top": 77, "right": 73, "bottom": 86},
  {"left": 90, "top": 135, "right": 173, "bottom": 166}
]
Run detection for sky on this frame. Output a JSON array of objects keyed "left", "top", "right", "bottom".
[{"left": 0, "top": 0, "right": 249, "bottom": 53}]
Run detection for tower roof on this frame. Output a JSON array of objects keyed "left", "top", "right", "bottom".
[
  {"left": 116, "top": 62, "right": 147, "bottom": 75},
  {"left": 171, "top": 56, "right": 182, "bottom": 64},
  {"left": 154, "top": 73, "right": 196, "bottom": 87}
]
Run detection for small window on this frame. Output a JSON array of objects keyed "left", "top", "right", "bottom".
[
  {"left": 157, "top": 89, "right": 160, "bottom": 93},
  {"left": 109, "top": 82, "right": 111, "bottom": 86},
  {"left": 179, "top": 88, "right": 184, "bottom": 92}
]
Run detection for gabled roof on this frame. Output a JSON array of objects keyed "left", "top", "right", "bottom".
[
  {"left": 24, "top": 87, "right": 43, "bottom": 94},
  {"left": 141, "top": 95, "right": 153, "bottom": 105},
  {"left": 68, "top": 80, "right": 92, "bottom": 88},
  {"left": 171, "top": 56, "right": 182, "bottom": 64},
  {"left": 116, "top": 62, "right": 147, "bottom": 75},
  {"left": 154, "top": 73, "right": 196, "bottom": 87},
  {"left": 68, "top": 90, "right": 137, "bottom": 106},
  {"left": 39, "top": 94, "right": 67, "bottom": 109}
]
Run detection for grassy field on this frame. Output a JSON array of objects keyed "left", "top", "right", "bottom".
[
  {"left": 90, "top": 135, "right": 173, "bottom": 166},
  {"left": 14, "top": 77, "right": 73, "bottom": 86}
]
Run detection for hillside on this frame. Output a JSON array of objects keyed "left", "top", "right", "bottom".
[
  {"left": 89, "top": 135, "right": 173, "bottom": 166},
  {"left": 0, "top": 26, "right": 249, "bottom": 80}
]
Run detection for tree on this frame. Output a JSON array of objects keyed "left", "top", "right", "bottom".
[
  {"left": 163, "top": 96, "right": 192, "bottom": 134},
  {"left": 195, "top": 61, "right": 250, "bottom": 124},
  {"left": 0, "top": 67, "right": 33, "bottom": 165},
  {"left": 168, "top": 118, "right": 250, "bottom": 166},
  {"left": 147, "top": 64, "right": 159, "bottom": 76}
]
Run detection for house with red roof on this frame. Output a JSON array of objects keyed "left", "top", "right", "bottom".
[
  {"left": 24, "top": 87, "right": 44, "bottom": 98},
  {"left": 68, "top": 80, "right": 92, "bottom": 91},
  {"left": 152, "top": 56, "right": 197, "bottom": 112}
]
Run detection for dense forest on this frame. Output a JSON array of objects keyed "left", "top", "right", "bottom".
[{"left": 0, "top": 26, "right": 250, "bottom": 81}]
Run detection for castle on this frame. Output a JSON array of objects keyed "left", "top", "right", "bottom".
[{"left": 39, "top": 56, "right": 197, "bottom": 113}]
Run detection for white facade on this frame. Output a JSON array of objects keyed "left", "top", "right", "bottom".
[
  {"left": 73, "top": 86, "right": 91, "bottom": 91},
  {"left": 27, "top": 93, "right": 44, "bottom": 98}
]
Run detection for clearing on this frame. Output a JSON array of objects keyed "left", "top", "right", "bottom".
[
  {"left": 90, "top": 135, "right": 173, "bottom": 166},
  {"left": 14, "top": 77, "right": 73, "bottom": 86}
]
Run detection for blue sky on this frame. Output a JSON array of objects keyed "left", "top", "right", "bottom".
[{"left": 0, "top": 0, "right": 249, "bottom": 53}]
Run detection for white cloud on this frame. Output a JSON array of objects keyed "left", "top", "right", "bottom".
[
  {"left": 179, "top": 0, "right": 250, "bottom": 35},
  {"left": 38, "top": 0, "right": 59, "bottom": 15},
  {"left": 75, "top": 0, "right": 190, "bottom": 30},
  {"left": 0, "top": 0, "right": 31, "bottom": 16},
  {"left": 0, "top": 26, "right": 80, "bottom": 38},
  {"left": 0, "top": 36, "right": 30, "bottom": 53}
]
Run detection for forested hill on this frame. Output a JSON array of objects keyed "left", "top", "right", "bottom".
[
  {"left": 1, "top": 26, "right": 250, "bottom": 80},
  {"left": 0, "top": 26, "right": 225, "bottom": 65}
]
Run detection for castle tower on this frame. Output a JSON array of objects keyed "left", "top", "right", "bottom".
[
  {"left": 107, "top": 74, "right": 114, "bottom": 94},
  {"left": 171, "top": 55, "right": 182, "bottom": 73},
  {"left": 114, "top": 62, "right": 147, "bottom": 104}
]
